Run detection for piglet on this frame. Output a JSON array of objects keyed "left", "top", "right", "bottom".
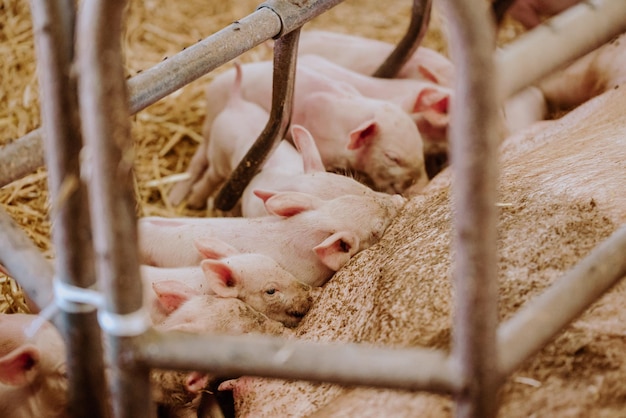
[
  {"left": 241, "top": 124, "right": 409, "bottom": 217},
  {"left": 0, "top": 313, "right": 67, "bottom": 418},
  {"left": 297, "top": 54, "right": 452, "bottom": 157},
  {"left": 169, "top": 62, "right": 269, "bottom": 208},
  {"left": 151, "top": 280, "right": 291, "bottom": 418},
  {"left": 200, "top": 61, "right": 428, "bottom": 194},
  {"left": 139, "top": 190, "right": 405, "bottom": 287},
  {"left": 297, "top": 29, "right": 455, "bottom": 86},
  {"left": 143, "top": 237, "right": 314, "bottom": 328}
]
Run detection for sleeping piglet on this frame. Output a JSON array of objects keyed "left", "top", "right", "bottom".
[
  {"left": 0, "top": 313, "right": 67, "bottom": 418},
  {"left": 151, "top": 280, "right": 292, "bottom": 418},
  {"left": 297, "top": 54, "right": 452, "bottom": 157},
  {"left": 241, "top": 124, "right": 412, "bottom": 217},
  {"left": 201, "top": 61, "right": 428, "bottom": 194},
  {"left": 142, "top": 237, "right": 314, "bottom": 328},
  {"left": 297, "top": 29, "right": 455, "bottom": 86},
  {"left": 139, "top": 190, "right": 405, "bottom": 287}
]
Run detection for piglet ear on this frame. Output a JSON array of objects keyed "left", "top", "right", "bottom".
[
  {"left": 408, "top": 88, "right": 450, "bottom": 140},
  {"left": 193, "top": 237, "right": 240, "bottom": 260},
  {"left": 152, "top": 280, "right": 198, "bottom": 313},
  {"left": 201, "top": 260, "right": 239, "bottom": 298},
  {"left": 185, "top": 371, "right": 209, "bottom": 394},
  {"left": 347, "top": 120, "right": 378, "bottom": 151},
  {"left": 313, "top": 231, "right": 360, "bottom": 272},
  {"left": 411, "top": 87, "right": 450, "bottom": 114},
  {"left": 417, "top": 64, "right": 445, "bottom": 85},
  {"left": 291, "top": 124, "right": 325, "bottom": 173},
  {"left": 257, "top": 190, "right": 323, "bottom": 217},
  {"left": 0, "top": 345, "right": 40, "bottom": 386}
]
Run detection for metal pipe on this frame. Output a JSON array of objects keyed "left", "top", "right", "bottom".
[
  {"left": 0, "top": 205, "right": 53, "bottom": 311},
  {"left": 76, "top": 0, "right": 150, "bottom": 417},
  {"left": 29, "top": 0, "right": 109, "bottom": 416},
  {"left": 0, "top": 130, "right": 45, "bottom": 187},
  {"left": 438, "top": 0, "right": 500, "bottom": 417},
  {"left": 498, "top": 225, "right": 626, "bottom": 376},
  {"left": 0, "top": 0, "right": 347, "bottom": 188},
  {"left": 497, "top": 0, "right": 626, "bottom": 99},
  {"left": 372, "top": 0, "right": 432, "bottom": 78},
  {"left": 127, "top": 8, "right": 282, "bottom": 114},
  {"left": 137, "top": 331, "right": 462, "bottom": 394},
  {"left": 214, "top": 27, "right": 300, "bottom": 211}
]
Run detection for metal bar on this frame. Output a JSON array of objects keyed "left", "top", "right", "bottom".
[
  {"left": 498, "top": 225, "right": 626, "bottom": 376},
  {"left": 0, "top": 0, "right": 348, "bottom": 188},
  {"left": 137, "top": 331, "right": 462, "bottom": 394},
  {"left": 0, "top": 205, "right": 53, "bottom": 311},
  {"left": 213, "top": 27, "right": 300, "bottom": 211},
  {"left": 372, "top": 0, "right": 432, "bottom": 78},
  {"left": 497, "top": 0, "right": 626, "bottom": 99},
  {"left": 439, "top": 0, "right": 500, "bottom": 417},
  {"left": 127, "top": 7, "right": 282, "bottom": 114},
  {"left": 29, "top": 0, "right": 109, "bottom": 416},
  {"left": 0, "top": 130, "right": 45, "bottom": 187},
  {"left": 76, "top": 0, "right": 150, "bottom": 417}
]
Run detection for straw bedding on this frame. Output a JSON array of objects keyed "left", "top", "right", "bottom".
[{"left": 12, "top": 1, "right": 625, "bottom": 417}]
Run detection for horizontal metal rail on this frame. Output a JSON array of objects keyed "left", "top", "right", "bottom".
[
  {"left": 498, "top": 225, "right": 626, "bottom": 376},
  {"left": 138, "top": 331, "right": 462, "bottom": 394},
  {"left": 497, "top": 0, "right": 626, "bottom": 98}
]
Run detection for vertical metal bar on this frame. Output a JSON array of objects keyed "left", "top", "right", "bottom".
[
  {"left": 76, "top": 0, "right": 151, "bottom": 417},
  {"left": 214, "top": 27, "right": 301, "bottom": 211},
  {"left": 438, "top": 0, "right": 500, "bottom": 417},
  {"left": 29, "top": 1, "right": 109, "bottom": 417},
  {"left": 373, "top": 0, "right": 432, "bottom": 78}
]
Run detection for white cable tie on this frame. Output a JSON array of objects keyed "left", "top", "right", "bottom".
[
  {"left": 53, "top": 277, "right": 103, "bottom": 313},
  {"left": 53, "top": 276, "right": 151, "bottom": 336},
  {"left": 97, "top": 306, "right": 151, "bottom": 337}
]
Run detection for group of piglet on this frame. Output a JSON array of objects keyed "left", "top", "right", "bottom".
[
  {"left": 0, "top": 30, "right": 456, "bottom": 418},
  {"left": 138, "top": 29, "right": 458, "bottom": 416}
]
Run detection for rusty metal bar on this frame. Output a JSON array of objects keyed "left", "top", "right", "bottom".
[
  {"left": 497, "top": 0, "right": 626, "bottom": 99},
  {"left": 498, "top": 225, "right": 626, "bottom": 376},
  {"left": 0, "top": 205, "right": 53, "bottom": 311},
  {"left": 439, "top": 0, "right": 500, "bottom": 417},
  {"left": 29, "top": 0, "right": 109, "bottom": 417},
  {"left": 138, "top": 331, "right": 462, "bottom": 394},
  {"left": 213, "top": 28, "right": 300, "bottom": 211},
  {"left": 76, "top": 0, "right": 150, "bottom": 417},
  {"left": 372, "top": 0, "right": 432, "bottom": 78}
]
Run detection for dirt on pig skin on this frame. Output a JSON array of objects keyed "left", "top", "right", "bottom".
[{"left": 224, "top": 86, "right": 626, "bottom": 417}]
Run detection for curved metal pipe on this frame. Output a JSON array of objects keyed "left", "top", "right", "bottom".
[
  {"left": 373, "top": 0, "right": 432, "bottom": 78},
  {"left": 214, "top": 28, "right": 301, "bottom": 211}
]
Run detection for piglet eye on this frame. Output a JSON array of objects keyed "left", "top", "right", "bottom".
[
  {"left": 384, "top": 153, "right": 402, "bottom": 165},
  {"left": 266, "top": 289, "right": 276, "bottom": 295}
]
